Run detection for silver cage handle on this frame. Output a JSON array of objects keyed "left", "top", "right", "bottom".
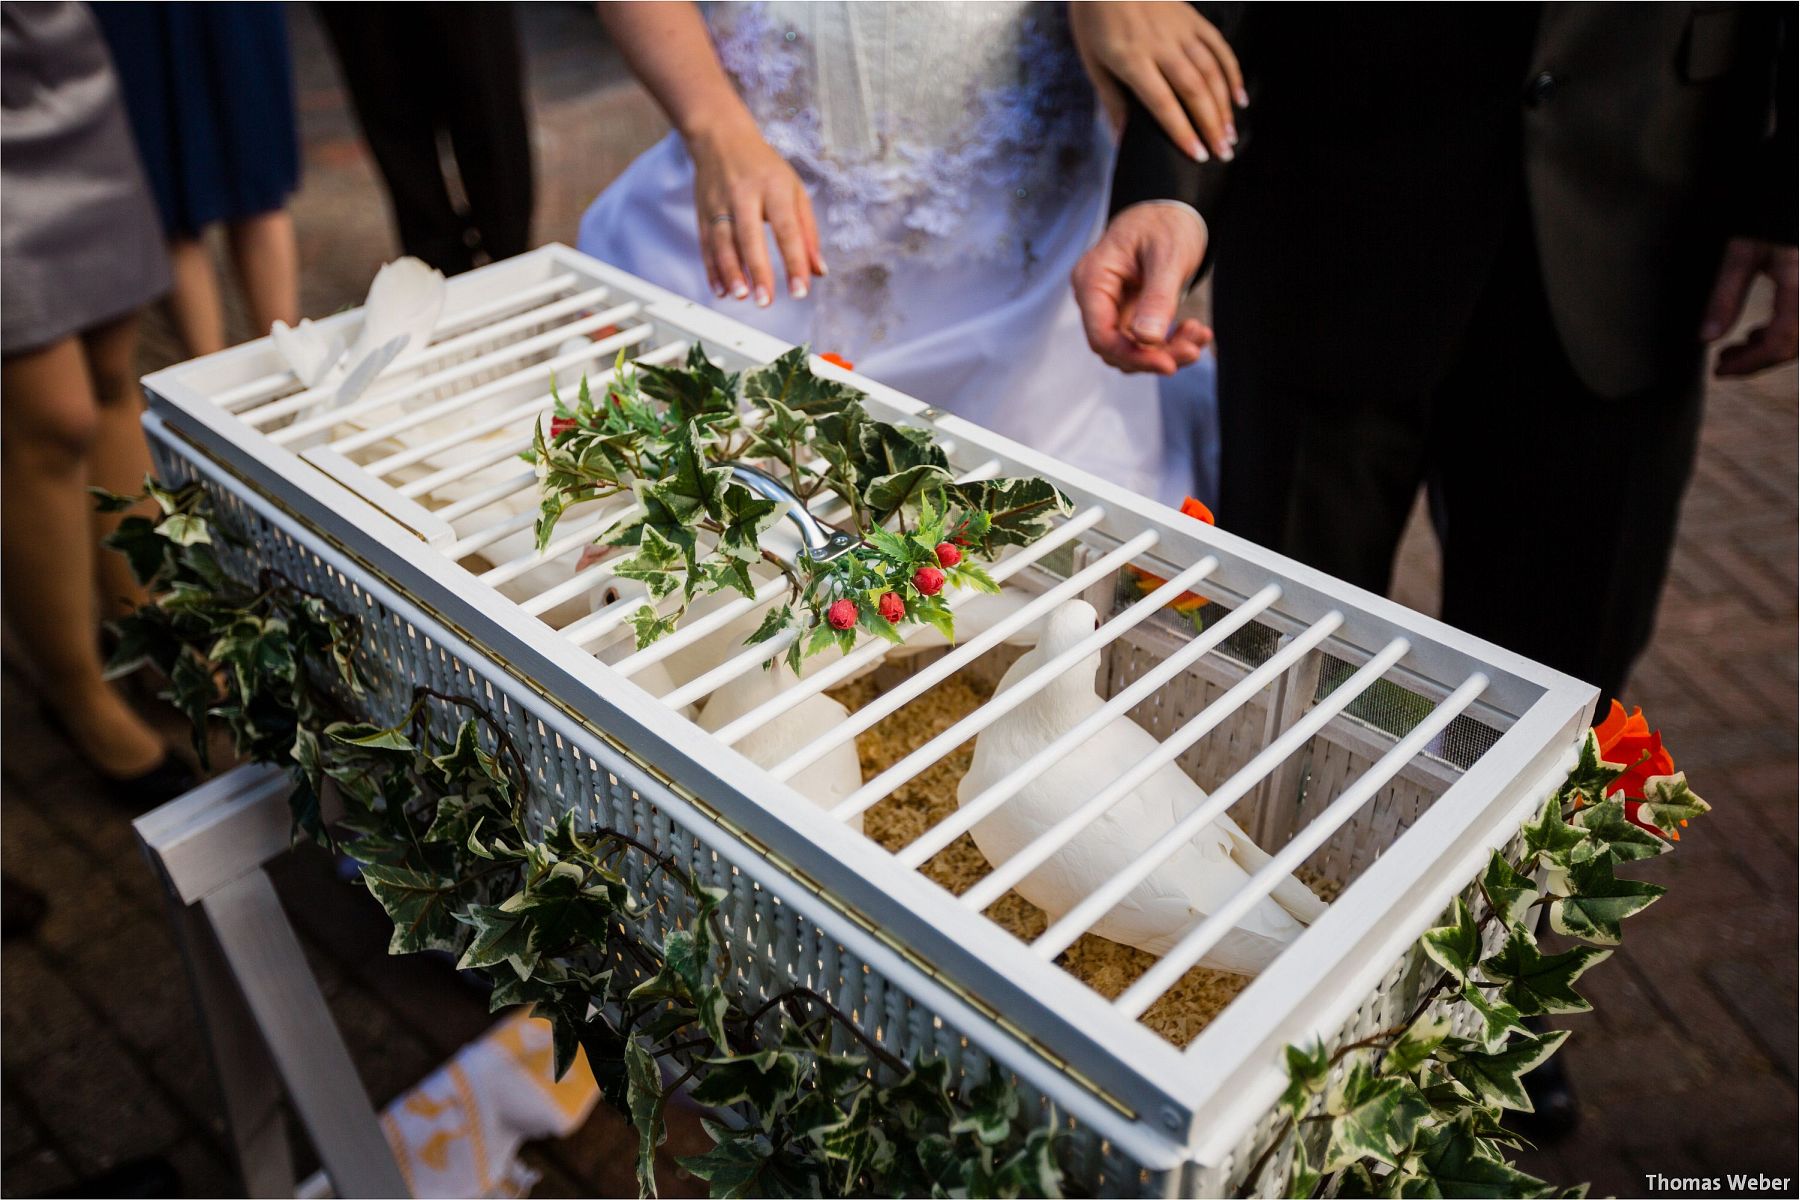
[{"left": 724, "top": 462, "right": 859, "bottom": 563}]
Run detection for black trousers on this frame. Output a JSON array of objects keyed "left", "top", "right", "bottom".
[
  {"left": 1213, "top": 219, "right": 1705, "bottom": 707},
  {"left": 317, "top": 3, "right": 533, "bottom": 275}
]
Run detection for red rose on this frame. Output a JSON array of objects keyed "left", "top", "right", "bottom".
[
  {"left": 549, "top": 416, "right": 577, "bottom": 440},
  {"left": 877, "top": 591, "right": 905, "bottom": 623},
  {"left": 826, "top": 598, "right": 858, "bottom": 630},
  {"left": 912, "top": 566, "right": 945, "bottom": 596},
  {"left": 1593, "top": 699, "right": 1678, "bottom": 837},
  {"left": 934, "top": 541, "right": 961, "bottom": 567}
]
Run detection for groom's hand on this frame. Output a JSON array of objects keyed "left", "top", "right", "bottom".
[
  {"left": 1072, "top": 201, "right": 1211, "bottom": 375},
  {"left": 1702, "top": 237, "right": 1799, "bottom": 377}
]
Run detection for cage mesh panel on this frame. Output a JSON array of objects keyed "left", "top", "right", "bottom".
[{"left": 149, "top": 433, "right": 1522, "bottom": 1196}]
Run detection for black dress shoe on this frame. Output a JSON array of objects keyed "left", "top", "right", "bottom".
[
  {"left": 39, "top": 1155, "right": 180, "bottom": 1198},
  {"left": 2, "top": 874, "right": 48, "bottom": 940}
]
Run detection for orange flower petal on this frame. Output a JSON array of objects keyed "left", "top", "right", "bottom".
[
  {"left": 820, "top": 352, "right": 854, "bottom": 370},
  {"left": 1179, "top": 496, "right": 1216, "bottom": 526}
]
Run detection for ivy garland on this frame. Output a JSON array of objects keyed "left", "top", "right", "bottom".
[
  {"left": 527, "top": 346, "right": 1073, "bottom": 670},
  {"left": 100, "top": 480, "right": 1066, "bottom": 1199},
  {"left": 100, "top": 481, "right": 1711, "bottom": 1199},
  {"left": 1256, "top": 736, "right": 1710, "bottom": 1198}
]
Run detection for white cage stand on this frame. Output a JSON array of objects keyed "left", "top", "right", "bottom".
[{"left": 134, "top": 765, "right": 410, "bottom": 1199}]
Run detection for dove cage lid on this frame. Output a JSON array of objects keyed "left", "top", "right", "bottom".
[{"left": 138, "top": 245, "right": 1597, "bottom": 1192}]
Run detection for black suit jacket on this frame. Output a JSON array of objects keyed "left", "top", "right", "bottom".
[{"left": 1111, "top": 3, "right": 1796, "bottom": 398}]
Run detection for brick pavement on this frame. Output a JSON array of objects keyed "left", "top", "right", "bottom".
[{"left": 3, "top": 6, "right": 1794, "bottom": 1197}]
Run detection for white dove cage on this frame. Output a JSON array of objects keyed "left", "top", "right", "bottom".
[{"left": 138, "top": 245, "right": 1596, "bottom": 1197}]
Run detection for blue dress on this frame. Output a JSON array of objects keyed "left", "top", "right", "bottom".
[{"left": 90, "top": 2, "right": 298, "bottom": 238}]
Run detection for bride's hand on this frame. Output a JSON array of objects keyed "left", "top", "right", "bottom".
[
  {"left": 1070, "top": 2, "right": 1245, "bottom": 161},
  {"left": 687, "top": 115, "right": 825, "bottom": 307}
]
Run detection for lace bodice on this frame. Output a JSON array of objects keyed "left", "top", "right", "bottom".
[{"left": 708, "top": 0, "right": 1100, "bottom": 286}]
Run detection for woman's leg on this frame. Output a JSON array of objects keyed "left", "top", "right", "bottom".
[
  {"left": 81, "top": 313, "right": 155, "bottom": 619},
  {"left": 2, "top": 337, "right": 166, "bottom": 777},
  {"left": 167, "top": 235, "right": 228, "bottom": 357},
  {"left": 225, "top": 208, "right": 300, "bottom": 336}
]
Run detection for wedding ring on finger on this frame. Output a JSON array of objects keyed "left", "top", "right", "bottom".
[{"left": 709, "top": 212, "right": 735, "bottom": 226}]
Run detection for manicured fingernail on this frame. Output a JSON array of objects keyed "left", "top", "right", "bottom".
[
  {"left": 755, "top": 285, "right": 772, "bottom": 307},
  {"left": 1225, "top": 122, "right": 1239, "bottom": 145},
  {"left": 1235, "top": 86, "right": 1250, "bottom": 107},
  {"left": 1217, "top": 143, "right": 1235, "bottom": 162},
  {"left": 1191, "top": 141, "right": 1209, "bottom": 162},
  {"left": 711, "top": 282, "right": 726, "bottom": 298},
  {"left": 790, "top": 278, "right": 808, "bottom": 299},
  {"left": 816, "top": 260, "right": 829, "bottom": 277},
  {"left": 732, "top": 281, "right": 749, "bottom": 300}
]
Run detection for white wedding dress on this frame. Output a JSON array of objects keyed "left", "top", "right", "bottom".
[{"left": 578, "top": 0, "right": 1192, "bottom": 502}]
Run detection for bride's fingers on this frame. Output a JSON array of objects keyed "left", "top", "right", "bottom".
[
  {"left": 766, "top": 190, "right": 813, "bottom": 299},
  {"left": 1123, "top": 64, "right": 1205, "bottom": 162},
  {"left": 795, "top": 184, "right": 826, "bottom": 276},
  {"left": 732, "top": 190, "right": 775, "bottom": 307},
  {"left": 708, "top": 212, "right": 749, "bottom": 301},
  {"left": 1180, "top": 38, "right": 1236, "bottom": 145},
  {"left": 1163, "top": 50, "right": 1231, "bottom": 158},
  {"left": 1193, "top": 17, "right": 1246, "bottom": 107}
]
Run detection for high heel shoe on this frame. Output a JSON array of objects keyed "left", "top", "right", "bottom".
[{"left": 36, "top": 700, "right": 198, "bottom": 810}]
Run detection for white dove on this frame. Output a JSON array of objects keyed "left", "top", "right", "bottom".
[
  {"left": 958, "top": 599, "right": 1327, "bottom": 975},
  {"left": 272, "top": 256, "right": 446, "bottom": 405}
]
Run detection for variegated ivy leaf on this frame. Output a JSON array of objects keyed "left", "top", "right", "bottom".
[
  {"left": 361, "top": 864, "right": 469, "bottom": 955},
  {"left": 949, "top": 1072, "right": 1021, "bottom": 1147},
  {"left": 154, "top": 512, "right": 212, "bottom": 547},
  {"left": 455, "top": 900, "right": 538, "bottom": 979},
  {"left": 992, "top": 1123, "right": 1065, "bottom": 1200},
  {"left": 1549, "top": 859, "right": 1665, "bottom": 945},
  {"left": 638, "top": 342, "right": 740, "bottom": 424},
  {"left": 1442, "top": 1027, "right": 1569, "bottom": 1111},
  {"left": 690, "top": 1048, "right": 803, "bottom": 1130},
  {"left": 1480, "top": 925, "right": 1611, "bottom": 1016},
  {"left": 625, "top": 1036, "right": 666, "bottom": 1198},
  {"left": 1283, "top": 1135, "right": 1322, "bottom": 1200},
  {"left": 1480, "top": 851, "right": 1539, "bottom": 929},
  {"left": 865, "top": 462, "right": 956, "bottom": 523},
  {"left": 1279, "top": 1040, "right": 1331, "bottom": 1120},
  {"left": 1421, "top": 897, "right": 1482, "bottom": 983},
  {"left": 1634, "top": 773, "right": 1711, "bottom": 838},
  {"left": 626, "top": 604, "right": 680, "bottom": 651},
  {"left": 715, "top": 483, "right": 783, "bottom": 565},
  {"left": 745, "top": 603, "right": 795, "bottom": 646},
  {"left": 743, "top": 345, "right": 861, "bottom": 415},
  {"left": 1573, "top": 796, "right": 1668, "bottom": 864},
  {"left": 1459, "top": 982, "right": 1529, "bottom": 1051},
  {"left": 950, "top": 476, "right": 1076, "bottom": 551},
  {"left": 1521, "top": 793, "right": 1587, "bottom": 866},
  {"left": 678, "top": 1123, "right": 779, "bottom": 1198},
  {"left": 1322, "top": 1051, "right": 1430, "bottom": 1171},
  {"left": 1386, "top": 1014, "right": 1452, "bottom": 1075},
  {"left": 325, "top": 718, "right": 415, "bottom": 753},
  {"left": 612, "top": 523, "right": 689, "bottom": 600},
  {"left": 1403, "top": 1120, "right": 1557, "bottom": 1198},
  {"left": 1557, "top": 729, "right": 1629, "bottom": 805}
]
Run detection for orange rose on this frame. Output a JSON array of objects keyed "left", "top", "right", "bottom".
[
  {"left": 1593, "top": 699, "right": 1678, "bottom": 837},
  {"left": 1128, "top": 497, "right": 1216, "bottom": 612}
]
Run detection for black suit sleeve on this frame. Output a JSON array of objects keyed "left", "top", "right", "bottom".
[{"left": 1741, "top": 9, "right": 1796, "bottom": 244}]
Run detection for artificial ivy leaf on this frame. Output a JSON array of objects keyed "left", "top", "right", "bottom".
[
  {"left": 1442, "top": 1028, "right": 1569, "bottom": 1111},
  {"left": 1400, "top": 1120, "right": 1555, "bottom": 1198},
  {"left": 88, "top": 484, "right": 143, "bottom": 513},
  {"left": 1322, "top": 1052, "right": 1428, "bottom": 1171},
  {"left": 1479, "top": 925, "right": 1610, "bottom": 1017},
  {"left": 456, "top": 901, "right": 538, "bottom": 979},
  {"left": 745, "top": 604, "right": 794, "bottom": 646},
  {"left": 1421, "top": 897, "right": 1481, "bottom": 984},
  {"left": 1633, "top": 773, "right": 1710, "bottom": 838},
  {"left": 1459, "top": 982, "right": 1529, "bottom": 1051},
  {"left": 1480, "top": 852, "right": 1539, "bottom": 930},
  {"left": 1521, "top": 793, "right": 1586, "bottom": 866},
  {"left": 639, "top": 344, "right": 739, "bottom": 423},
  {"left": 690, "top": 1048, "right": 802, "bottom": 1128},
  {"left": 679, "top": 1125, "right": 777, "bottom": 1199},
  {"left": 743, "top": 345, "right": 860, "bottom": 415},
  {"left": 949, "top": 1072, "right": 1020, "bottom": 1147},
  {"left": 715, "top": 483, "right": 783, "bottom": 565},
  {"left": 626, "top": 603, "right": 681, "bottom": 650},
  {"left": 613, "top": 523, "right": 688, "bottom": 600},
  {"left": 1386, "top": 1014, "right": 1452, "bottom": 1075},
  {"left": 1549, "top": 859, "right": 1664, "bottom": 945},
  {"left": 865, "top": 463, "right": 955, "bottom": 524},
  {"left": 1572, "top": 797, "right": 1668, "bottom": 865},
  {"left": 360, "top": 864, "right": 468, "bottom": 955},
  {"left": 1284, "top": 1135, "right": 1321, "bottom": 1200},
  {"left": 949, "top": 477, "right": 1075, "bottom": 550},
  {"left": 155, "top": 512, "right": 211, "bottom": 547},
  {"left": 991, "top": 1123, "right": 1064, "bottom": 1200},
  {"left": 326, "top": 720, "right": 414, "bottom": 753},
  {"left": 626, "top": 1035, "right": 666, "bottom": 1198},
  {"left": 1279, "top": 1040, "right": 1330, "bottom": 1120},
  {"left": 106, "top": 514, "right": 176, "bottom": 586},
  {"left": 1558, "top": 729, "right": 1628, "bottom": 805}
]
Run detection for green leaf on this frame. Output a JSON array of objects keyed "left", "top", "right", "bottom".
[
  {"left": 1559, "top": 729, "right": 1628, "bottom": 804},
  {"left": 1322, "top": 1052, "right": 1429, "bottom": 1171},
  {"left": 455, "top": 901, "right": 538, "bottom": 979},
  {"left": 1633, "top": 772, "right": 1710, "bottom": 838},
  {"left": 1279, "top": 1040, "right": 1330, "bottom": 1120},
  {"left": 744, "top": 604, "right": 794, "bottom": 646},
  {"left": 865, "top": 462, "right": 954, "bottom": 523},
  {"left": 1573, "top": 797, "right": 1668, "bottom": 865},
  {"left": 360, "top": 865, "right": 468, "bottom": 955},
  {"left": 613, "top": 524, "right": 688, "bottom": 600},
  {"left": 949, "top": 477, "right": 1074, "bottom": 551},
  {"left": 1421, "top": 897, "right": 1481, "bottom": 984},
  {"left": 1460, "top": 982, "right": 1529, "bottom": 1051},
  {"left": 949, "top": 1072, "right": 1020, "bottom": 1147},
  {"left": 679, "top": 1125, "right": 776, "bottom": 1198},
  {"left": 743, "top": 345, "right": 861, "bottom": 415},
  {"left": 626, "top": 602, "right": 681, "bottom": 649},
  {"left": 1479, "top": 925, "right": 1610, "bottom": 1017},
  {"left": 325, "top": 720, "right": 414, "bottom": 753},
  {"left": 626, "top": 1036, "right": 666, "bottom": 1198},
  {"left": 715, "top": 483, "right": 783, "bottom": 565},
  {"left": 1521, "top": 794, "right": 1586, "bottom": 866},
  {"left": 154, "top": 512, "right": 212, "bottom": 547},
  {"left": 1479, "top": 852, "right": 1539, "bottom": 930},
  {"left": 88, "top": 485, "right": 144, "bottom": 513},
  {"left": 689, "top": 1048, "right": 802, "bottom": 1127},
  {"left": 1284, "top": 1136, "right": 1321, "bottom": 1200},
  {"left": 1386, "top": 1014, "right": 1452, "bottom": 1075},
  {"left": 1549, "top": 859, "right": 1665, "bottom": 945},
  {"left": 1401, "top": 1120, "right": 1555, "bottom": 1198},
  {"left": 1443, "top": 1028, "right": 1569, "bottom": 1112}
]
